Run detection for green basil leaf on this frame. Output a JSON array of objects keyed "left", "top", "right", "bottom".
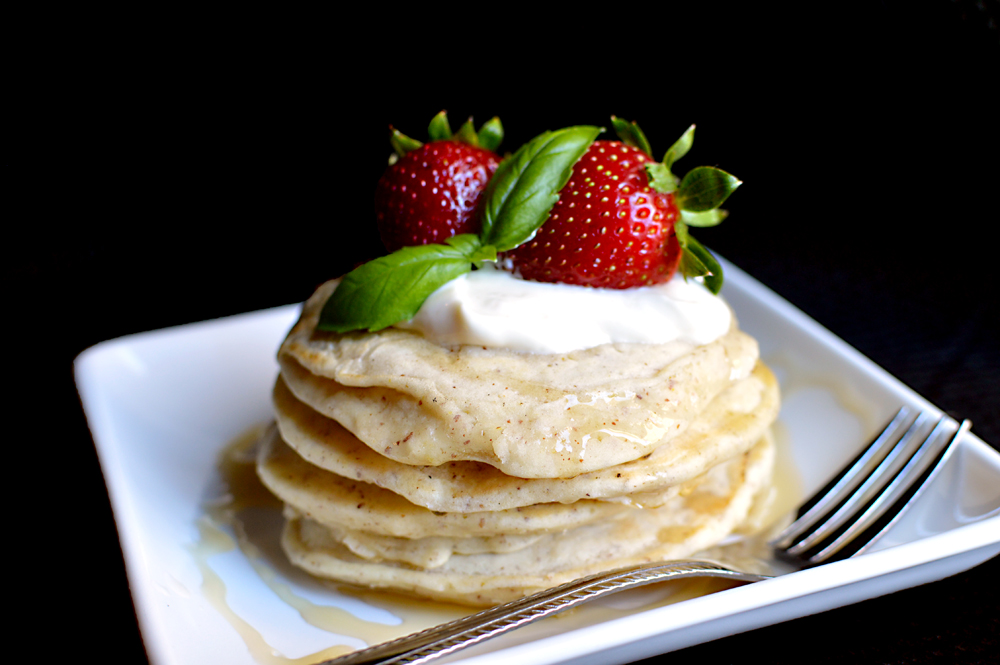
[
  {"left": 389, "top": 127, "right": 423, "bottom": 157},
  {"left": 477, "top": 116, "right": 504, "bottom": 152},
  {"left": 479, "top": 125, "right": 602, "bottom": 252},
  {"left": 611, "top": 116, "right": 652, "bottom": 156},
  {"left": 644, "top": 162, "right": 677, "bottom": 194},
  {"left": 445, "top": 234, "right": 497, "bottom": 264},
  {"left": 454, "top": 117, "right": 479, "bottom": 146},
  {"left": 674, "top": 166, "right": 741, "bottom": 212},
  {"left": 663, "top": 124, "right": 695, "bottom": 170},
  {"left": 318, "top": 236, "right": 485, "bottom": 332},
  {"left": 427, "top": 111, "right": 452, "bottom": 141},
  {"left": 443, "top": 233, "right": 481, "bottom": 253},
  {"left": 680, "top": 207, "right": 727, "bottom": 227}
]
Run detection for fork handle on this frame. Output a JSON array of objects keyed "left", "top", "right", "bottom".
[{"left": 319, "top": 560, "right": 769, "bottom": 665}]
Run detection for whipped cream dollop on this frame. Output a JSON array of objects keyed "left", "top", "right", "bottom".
[{"left": 395, "top": 265, "right": 731, "bottom": 353}]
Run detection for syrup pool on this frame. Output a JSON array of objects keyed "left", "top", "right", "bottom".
[{"left": 188, "top": 412, "right": 812, "bottom": 664}]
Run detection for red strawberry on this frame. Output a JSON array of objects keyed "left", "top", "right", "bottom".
[
  {"left": 506, "top": 119, "right": 740, "bottom": 292},
  {"left": 505, "top": 140, "right": 681, "bottom": 288},
  {"left": 374, "top": 112, "right": 502, "bottom": 253},
  {"left": 376, "top": 142, "right": 500, "bottom": 252},
  {"left": 320, "top": 120, "right": 738, "bottom": 334}
]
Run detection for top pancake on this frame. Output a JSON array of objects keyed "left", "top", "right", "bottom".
[{"left": 280, "top": 279, "right": 760, "bottom": 479}]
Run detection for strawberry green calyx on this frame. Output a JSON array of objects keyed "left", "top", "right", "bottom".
[
  {"left": 389, "top": 126, "right": 424, "bottom": 158},
  {"left": 610, "top": 115, "right": 653, "bottom": 156},
  {"left": 427, "top": 110, "right": 452, "bottom": 141},
  {"left": 612, "top": 118, "right": 741, "bottom": 294},
  {"left": 676, "top": 224, "right": 723, "bottom": 294},
  {"left": 389, "top": 111, "right": 505, "bottom": 158},
  {"left": 674, "top": 166, "right": 741, "bottom": 212},
  {"left": 476, "top": 117, "right": 504, "bottom": 152},
  {"left": 662, "top": 124, "right": 695, "bottom": 177},
  {"left": 673, "top": 164, "right": 740, "bottom": 293},
  {"left": 454, "top": 117, "right": 479, "bottom": 146}
]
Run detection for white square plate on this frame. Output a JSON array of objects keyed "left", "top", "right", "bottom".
[{"left": 75, "top": 260, "right": 1000, "bottom": 665}]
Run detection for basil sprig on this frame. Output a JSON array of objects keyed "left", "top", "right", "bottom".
[
  {"left": 318, "top": 125, "right": 601, "bottom": 333},
  {"left": 318, "top": 235, "right": 495, "bottom": 333},
  {"left": 480, "top": 126, "right": 602, "bottom": 251}
]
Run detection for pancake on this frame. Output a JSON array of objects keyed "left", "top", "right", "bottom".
[
  {"left": 280, "top": 434, "right": 774, "bottom": 606},
  {"left": 279, "top": 279, "right": 760, "bottom": 479},
  {"left": 257, "top": 425, "right": 681, "bottom": 538}
]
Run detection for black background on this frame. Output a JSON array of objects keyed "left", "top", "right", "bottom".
[{"left": 10, "top": 3, "right": 998, "bottom": 663}]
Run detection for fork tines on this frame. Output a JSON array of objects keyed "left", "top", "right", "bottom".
[{"left": 771, "top": 406, "right": 971, "bottom": 566}]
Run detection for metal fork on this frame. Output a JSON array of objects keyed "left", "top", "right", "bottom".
[{"left": 320, "top": 407, "right": 970, "bottom": 665}]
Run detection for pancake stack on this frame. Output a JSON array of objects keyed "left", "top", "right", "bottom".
[{"left": 257, "top": 280, "right": 780, "bottom": 606}]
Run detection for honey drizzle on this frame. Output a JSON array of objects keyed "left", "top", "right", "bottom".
[{"left": 192, "top": 424, "right": 467, "bottom": 664}]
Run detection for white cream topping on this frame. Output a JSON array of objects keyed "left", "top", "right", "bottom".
[{"left": 395, "top": 265, "right": 731, "bottom": 353}]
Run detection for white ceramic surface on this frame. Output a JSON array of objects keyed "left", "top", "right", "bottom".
[{"left": 75, "top": 260, "right": 1000, "bottom": 665}]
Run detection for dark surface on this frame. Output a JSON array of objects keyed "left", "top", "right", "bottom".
[{"left": 11, "top": 3, "right": 998, "bottom": 663}]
